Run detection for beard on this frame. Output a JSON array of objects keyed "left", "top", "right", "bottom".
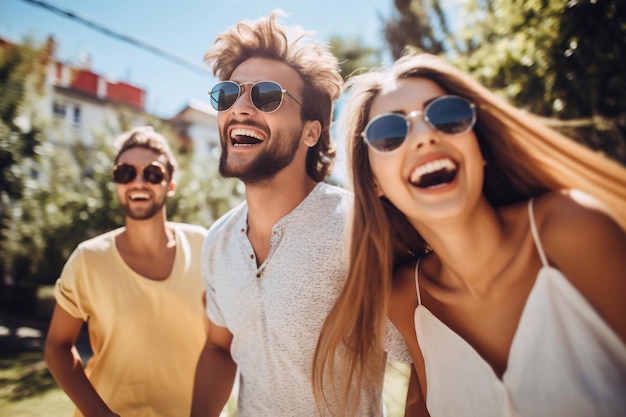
[
  {"left": 219, "top": 126, "right": 302, "bottom": 185},
  {"left": 120, "top": 195, "right": 167, "bottom": 220}
]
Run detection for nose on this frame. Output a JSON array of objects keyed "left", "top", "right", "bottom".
[
  {"left": 230, "top": 85, "right": 256, "bottom": 115},
  {"left": 131, "top": 169, "right": 145, "bottom": 184},
  {"left": 406, "top": 110, "right": 438, "bottom": 149}
]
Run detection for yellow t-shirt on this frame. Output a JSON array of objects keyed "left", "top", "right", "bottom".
[{"left": 55, "top": 222, "right": 208, "bottom": 417}]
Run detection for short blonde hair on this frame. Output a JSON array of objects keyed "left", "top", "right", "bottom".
[{"left": 204, "top": 10, "right": 343, "bottom": 182}]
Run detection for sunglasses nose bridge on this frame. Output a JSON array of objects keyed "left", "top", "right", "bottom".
[
  {"left": 406, "top": 110, "right": 423, "bottom": 124},
  {"left": 128, "top": 168, "right": 146, "bottom": 184},
  {"left": 405, "top": 110, "right": 439, "bottom": 148},
  {"left": 405, "top": 110, "right": 429, "bottom": 135},
  {"left": 230, "top": 83, "right": 258, "bottom": 113}
]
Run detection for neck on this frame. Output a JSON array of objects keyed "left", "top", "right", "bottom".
[
  {"left": 121, "top": 210, "right": 174, "bottom": 252},
  {"left": 244, "top": 168, "right": 317, "bottom": 232},
  {"left": 416, "top": 199, "right": 509, "bottom": 294}
]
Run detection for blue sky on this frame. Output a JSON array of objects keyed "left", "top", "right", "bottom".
[{"left": 0, "top": 0, "right": 395, "bottom": 119}]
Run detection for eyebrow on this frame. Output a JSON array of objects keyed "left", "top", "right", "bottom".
[{"left": 387, "top": 95, "right": 441, "bottom": 115}]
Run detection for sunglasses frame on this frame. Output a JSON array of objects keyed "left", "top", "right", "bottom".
[
  {"left": 112, "top": 161, "right": 169, "bottom": 185},
  {"left": 209, "top": 80, "right": 303, "bottom": 113},
  {"left": 361, "top": 95, "right": 476, "bottom": 154}
]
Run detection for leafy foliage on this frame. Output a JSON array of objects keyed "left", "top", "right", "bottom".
[
  {"left": 0, "top": 39, "right": 48, "bottom": 311},
  {"left": 382, "top": 0, "right": 626, "bottom": 164},
  {"left": 384, "top": 0, "right": 449, "bottom": 59},
  {"left": 329, "top": 36, "right": 382, "bottom": 79},
  {"left": 0, "top": 40, "right": 243, "bottom": 315}
]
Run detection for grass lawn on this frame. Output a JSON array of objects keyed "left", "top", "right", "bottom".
[
  {"left": 0, "top": 350, "right": 74, "bottom": 416},
  {"left": 0, "top": 285, "right": 410, "bottom": 416},
  {"left": 0, "top": 350, "right": 409, "bottom": 417}
]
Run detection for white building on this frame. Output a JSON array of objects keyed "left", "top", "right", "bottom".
[
  {"left": 5, "top": 36, "right": 219, "bottom": 157},
  {"left": 168, "top": 98, "right": 220, "bottom": 163}
]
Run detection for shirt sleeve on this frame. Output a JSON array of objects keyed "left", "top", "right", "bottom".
[
  {"left": 54, "top": 245, "right": 88, "bottom": 321},
  {"left": 202, "top": 238, "right": 227, "bottom": 327}
]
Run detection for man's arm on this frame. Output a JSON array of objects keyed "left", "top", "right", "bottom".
[
  {"left": 44, "top": 303, "right": 120, "bottom": 417},
  {"left": 190, "top": 319, "right": 237, "bottom": 417}
]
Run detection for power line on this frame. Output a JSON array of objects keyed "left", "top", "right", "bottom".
[{"left": 19, "top": 0, "right": 211, "bottom": 76}]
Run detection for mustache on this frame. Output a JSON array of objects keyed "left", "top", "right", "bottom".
[
  {"left": 225, "top": 118, "right": 265, "bottom": 130},
  {"left": 221, "top": 119, "right": 269, "bottom": 139}
]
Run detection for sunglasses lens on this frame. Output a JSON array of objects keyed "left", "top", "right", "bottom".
[
  {"left": 143, "top": 164, "right": 166, "bottom": 184},
  {"left": 427, "top": 96, "right": 475, "bottom": 134},
  {"left": 364, "top": 114, "right": 408, "bottom": 153},
  {"left": 113, "top": 164, "right": 136, "bottom": 184},
  {"left": 210, "top": 82, "right": 240, "bottom": 111},
  {"left": 251, "top": 81, "right": 283, "bottom": 112}
]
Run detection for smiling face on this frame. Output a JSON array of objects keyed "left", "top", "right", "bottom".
[
  {"left": 216, "top": 57, "right": 314, "bottom": 185},
  {"left": 367, "top": 77, "right": 485, "bottom": 224},
  {"left": 115, "top": 147, "right": 174, "bottom": 221}
]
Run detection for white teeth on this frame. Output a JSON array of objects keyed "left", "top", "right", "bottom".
[
  {"left": 129, "top": 192, "right": 150, "bottom": 201},
  {"left": 230, "top": 128, "right": 264, "bottom": 141},
  {"left": 410, "top": 158, "right": 456, "bottom": 183}
]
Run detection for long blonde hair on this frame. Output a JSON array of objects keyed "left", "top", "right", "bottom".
[
  {"left": 203, "top": 10, "right": 343, "bottom": 182},
  {"left": 312, "top": 53, "right": 626, "bottom": 416}
]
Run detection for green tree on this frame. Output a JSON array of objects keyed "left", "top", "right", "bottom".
[
  {"left": 382, "top": 0, "right": 626, "bottom": 164},
  {"left": 329, "top": 36, "right": 382, "bottom": 79},
  {"left": 0, "top": 38, "right": 49, "bottom": 311},
  {"left": 550, "top": 0, "right": 626, "bottom": 162},
  {"left": 0, "top": 38, "right": 48, "bottom": 198},
  {"left": 383, "top": 0, "right": 451, "bottom": 59},
  {"left": 165, "top": 127, "right": 243, "bottom": 227},
  {"left": 1, "top": 132, "right": 120, "bottom": 313},
  {"left": 0, "top": 37, "right": 243, "bottom": 315}
]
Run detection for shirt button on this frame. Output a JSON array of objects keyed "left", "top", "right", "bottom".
[
  {"left": 250, "top": 254, "right": 254, "bottom": 259},
  {"left": 256, "top": 273, "right": 261, "bottom": 278}
]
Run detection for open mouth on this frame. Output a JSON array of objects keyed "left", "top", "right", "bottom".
[
  {"left": 230, "top": 128, "right": 265, "bottom": 146},
  {"left": 410, "top": 158, "right": 458, "bottom": 189},
  {"left": 129, "top": 192, "right": 150, "bottom": 201}
]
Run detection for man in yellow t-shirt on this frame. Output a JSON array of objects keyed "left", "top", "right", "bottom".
[{"left": 45, "top": 126, "right": 208, "bottom": 417}]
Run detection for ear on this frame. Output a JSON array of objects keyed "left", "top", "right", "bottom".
[
  {"left": 372, "top": 177, "right": 384, "bottom": 198},
  {"left": 302, "top": 120, "right": 322, "bottom": 147},
  {"left": 166, "top": 180, "right": 176, "bottom": 197}
]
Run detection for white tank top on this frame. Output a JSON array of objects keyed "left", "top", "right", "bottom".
[{"left": 413, "top": 199, "right": 626, "bottom": 417}]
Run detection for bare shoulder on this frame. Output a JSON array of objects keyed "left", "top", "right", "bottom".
[
  {"left": 533, "top": 190, "right": 626, "bottom": 341},
  {"left": 533, "top": 190, "right": 625, "bottom": 258},
  {"left": 389, "top": 260, "right": 420, "bottom": 331}
]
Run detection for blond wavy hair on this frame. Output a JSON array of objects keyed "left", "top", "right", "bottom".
[
  {"left": 312, "top": 53, "right": 626, "bottom": 417},
  {"left": 203, "top": 10, "right": 343, "bottom": 182}
]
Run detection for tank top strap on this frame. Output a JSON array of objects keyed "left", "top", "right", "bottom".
[
  {"left": 414, "top": 258, "right": 423, "bottom": 306},
  {"left": 528, "top": 198, "right": 549, "bottom": 267}
]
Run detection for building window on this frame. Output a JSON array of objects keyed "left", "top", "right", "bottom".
[
  {"left": 73, "top": 105, "right": 81, "bottom": 125},
  {"left": 52, "top": 101, "right": 66, "bottom": 118}
]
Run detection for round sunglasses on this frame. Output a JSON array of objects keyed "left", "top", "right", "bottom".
[
  {"left": 112, "top": 162, "right": 168, "bottom": 185},
  {"left": 209, "top": 80, "right": 303, "bottom": 113},
  {"left": 362, "top": 95, "right": 476, "bottom": 154}
]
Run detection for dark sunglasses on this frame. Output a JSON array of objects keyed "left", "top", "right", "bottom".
[
  {"left": 362, "top": 95, "right": 476, "bottom": 154},
  {"left": 209, "top": 80, "right": 302, "bottom": 113},
  {"left": 112, "top": 162, "right": 168, "bottom": 185}
]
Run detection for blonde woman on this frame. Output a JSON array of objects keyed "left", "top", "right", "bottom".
[{"left": 313, "top": 54, "right": 626, "bottom": 417}]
